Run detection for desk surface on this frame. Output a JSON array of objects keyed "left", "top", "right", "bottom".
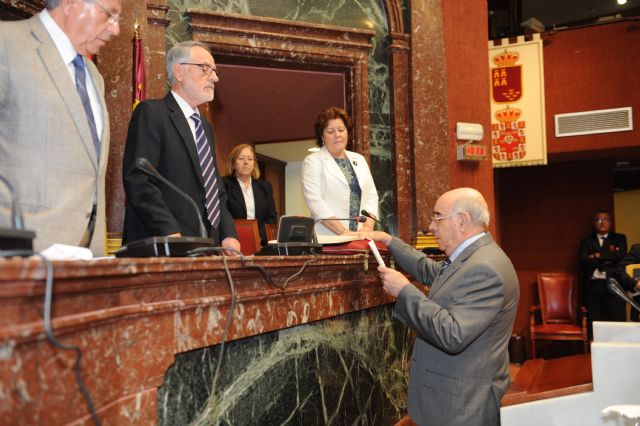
[{"left": 502, "top": 354, "right": 593, "bottom": 406}]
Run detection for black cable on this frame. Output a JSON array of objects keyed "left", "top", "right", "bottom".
[
  {"left": 278, "top": 258, "right": 319, "bottom": 289},
  {"left": 39, "top": 254, "right": 101, "bottom": 426},
  {"left": 210, "top": 255, "right": 236, "bottom": 421},
  {"left": 186, "top": 248, "right": 237, "bottom": 423}
]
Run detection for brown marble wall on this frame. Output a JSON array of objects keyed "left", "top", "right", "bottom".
[
  {"left": 410, "top": 0, "right": 450, "bottom": 234},
  {"left": 100, "top": 1, "right": 170, "bottom": 237},
  {"left": 410, "top": 0, "right": 496, "bottom": 236},
  {"left": 442, "top": 0, "right": 495, "bottom": 232}
]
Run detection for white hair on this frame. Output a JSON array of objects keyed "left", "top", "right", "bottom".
[{"left": 451, "top": 187, "right": 490, "bottom": 228}]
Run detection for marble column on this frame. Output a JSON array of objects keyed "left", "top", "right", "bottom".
[
  {"left": 410, "top": 0, "right": 496, "bottom": 235},
  {"left": 99, "top": 1, "right": 170, "bottom": 238}
]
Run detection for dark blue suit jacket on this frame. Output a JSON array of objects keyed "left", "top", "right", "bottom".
[{"left": 122, "top": 93, "right": 237, "bottom": 244}]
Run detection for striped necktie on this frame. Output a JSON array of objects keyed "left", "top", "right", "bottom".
[
  {"left": 71, "top": 54, "right": 100, "bottom": 159},
  {"left": 191, "top": 113, "right": 220, "bottom": 229},
  {"left": 442, "top": 258, "right": 452, "bottom": 269},
  {"left": 435, "top": 258, "right": 451, "bottom": 281}
]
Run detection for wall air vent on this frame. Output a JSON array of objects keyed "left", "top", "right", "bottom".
[{"left": 554, "top": 107, "right": 632, "bottom": 137}]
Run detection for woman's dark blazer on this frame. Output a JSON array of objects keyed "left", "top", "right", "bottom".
[{"left": 222, "top": 176, "right": 278, "bottom": 245}]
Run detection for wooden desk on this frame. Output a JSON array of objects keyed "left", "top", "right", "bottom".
[
  {"left": 0, "top": 254, "right": 393, "bottom": 425},
  {"left": 502, "top": 354, "right": 593, "bottom": 406}
]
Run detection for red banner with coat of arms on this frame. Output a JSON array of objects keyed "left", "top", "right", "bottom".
[{"left": 489, "top": 34, "right": 547, "bottom": 167}]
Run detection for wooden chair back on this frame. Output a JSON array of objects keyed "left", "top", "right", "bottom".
[{"left": 233, "top": 219, "right": 261, "bottom": 255}]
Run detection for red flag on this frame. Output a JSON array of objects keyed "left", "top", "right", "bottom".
[{"left": 132, "top": 25, "right": 146, "bottom": 110}]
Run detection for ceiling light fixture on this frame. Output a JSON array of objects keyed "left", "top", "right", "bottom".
[{"left": 617, "top": 0, "right": 627, "bottom": 5}]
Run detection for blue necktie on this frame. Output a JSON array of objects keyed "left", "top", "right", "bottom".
[
  {"left": 72, "top": 54, "right": 100, "bottom": 159},
  {"left": 191, "top": 113, "right": 220, "bottom": 228}
]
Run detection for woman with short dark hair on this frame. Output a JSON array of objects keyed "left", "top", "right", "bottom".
[{"left": 301, "top": 106, "right": 379, "bottom": 236}]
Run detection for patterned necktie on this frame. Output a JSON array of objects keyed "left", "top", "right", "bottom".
[
  {"left": 191, "top": 113, "right": 220, "bottom": 229},
  {"left": 436, "top": 258, "right": 451, "bottom": 279},
  {"left": 71, "top": 54, "right": 100, "bottom": 159}
]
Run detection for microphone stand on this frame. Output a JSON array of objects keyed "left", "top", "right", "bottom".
[
  {"left": 135, "top": 157, "right": 207, "bottom": 238},
  {"left": 114, "top": 158, "right": 217, "bottom": 257},
  {"left": 608, "top": 278, "right": 640, "bottom": 314},
  {"left": 0, "top": 174, "right": 35, "bottom": 254}
]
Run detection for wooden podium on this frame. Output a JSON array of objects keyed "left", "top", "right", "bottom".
[
  {"left": 501, "top": 322, "right": 640, "bottom": 425},
  {"left": 0, "top": 253, "right": 395, "bottom": 425}
]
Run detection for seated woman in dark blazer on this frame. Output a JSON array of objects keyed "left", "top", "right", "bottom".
[{"left": 222, "top": 144, "right": 277, "bottom": 245}]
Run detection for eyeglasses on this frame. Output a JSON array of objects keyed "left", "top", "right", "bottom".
[
  {"left": 431, "top": 212, "right": 461, "bottom": 223},
  {"left": 180, "top": 63, "right": 221, "bottom": 78},
  {"left": 594, "top": 218, "right": 611, "bottom": 223},
  {"left": 91, "top": 0, "right": 121, "bottom": 24}
]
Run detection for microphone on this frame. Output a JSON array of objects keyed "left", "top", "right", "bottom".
[
  {"left": 0, "top": 175, "right": 35, "bottom": 254},
  {"left": 361, "top": 210, "right": 383, "bottom": 227},
  {"left": 135, "top": 157, "right": 207, "bottom": 238},
  {"left": 0, "top": 175, "right": 25, "bottom": 230},
  {"left": 607, "top": 277, "right": 640, "bottom": 314}
]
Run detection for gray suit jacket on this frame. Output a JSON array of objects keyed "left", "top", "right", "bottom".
[
  {"left": 0, "top": 16, "right": 109, "bottom": 255},
  {"left": 389, "top": 233, "right": 519, "bottom": 426}
]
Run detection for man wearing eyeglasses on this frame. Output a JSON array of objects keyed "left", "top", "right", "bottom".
[
  {"left": 579, "top": 210, "right": 628, "bottom": 338},
  {"left": 360, "top": 187, "right": 519, "bottom": 426},
  {"left": 0, "top": 0, "right": 121, "bottom": 255},
  {"left": 122, "top": 41, "right": 240, "bottom": 254}
]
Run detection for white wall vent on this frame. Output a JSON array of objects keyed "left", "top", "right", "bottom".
[{"left": 555, "top": 107, "right": 633, "bottom": 137}]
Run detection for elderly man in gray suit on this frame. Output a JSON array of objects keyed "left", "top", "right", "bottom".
[
  {"left": 362, "top": 187, "right": 519, "bottom": 426},
  {"left": 0, "top": 0, "right": 121, "bottom": 255}
]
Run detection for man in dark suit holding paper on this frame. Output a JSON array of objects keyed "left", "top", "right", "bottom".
[
  {"left": 122, "top": 41, "right": 239, "bottom": 254},
  {"left": 361, "top": 187, "right": 519, "bottom": 426}
]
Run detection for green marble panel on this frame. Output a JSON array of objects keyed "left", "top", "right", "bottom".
[{"left": 158, "top": 305, "right": 411, "bottom": 425}]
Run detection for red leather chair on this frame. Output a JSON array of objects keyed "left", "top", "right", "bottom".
[
  {"left": 529, "top": 273, "right": 588, "bottom": 358},
  {"left": 233, "top": 219, "right": 261, "bottom": 256}
]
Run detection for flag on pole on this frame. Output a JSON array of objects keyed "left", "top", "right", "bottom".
[{"left": 132, "top": 21, "right": 146, "bottom": 110}]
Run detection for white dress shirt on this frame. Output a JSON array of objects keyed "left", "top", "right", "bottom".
[{"left": 237, "top": 177, "right": 256, "bottom": 219}]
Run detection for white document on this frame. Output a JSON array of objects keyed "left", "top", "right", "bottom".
[
  {"left": 40, "top": 244, "right": 93, "bottom": 260},
  {"left": 368, "top": 240, "right": 386, "bottom": 267}
]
